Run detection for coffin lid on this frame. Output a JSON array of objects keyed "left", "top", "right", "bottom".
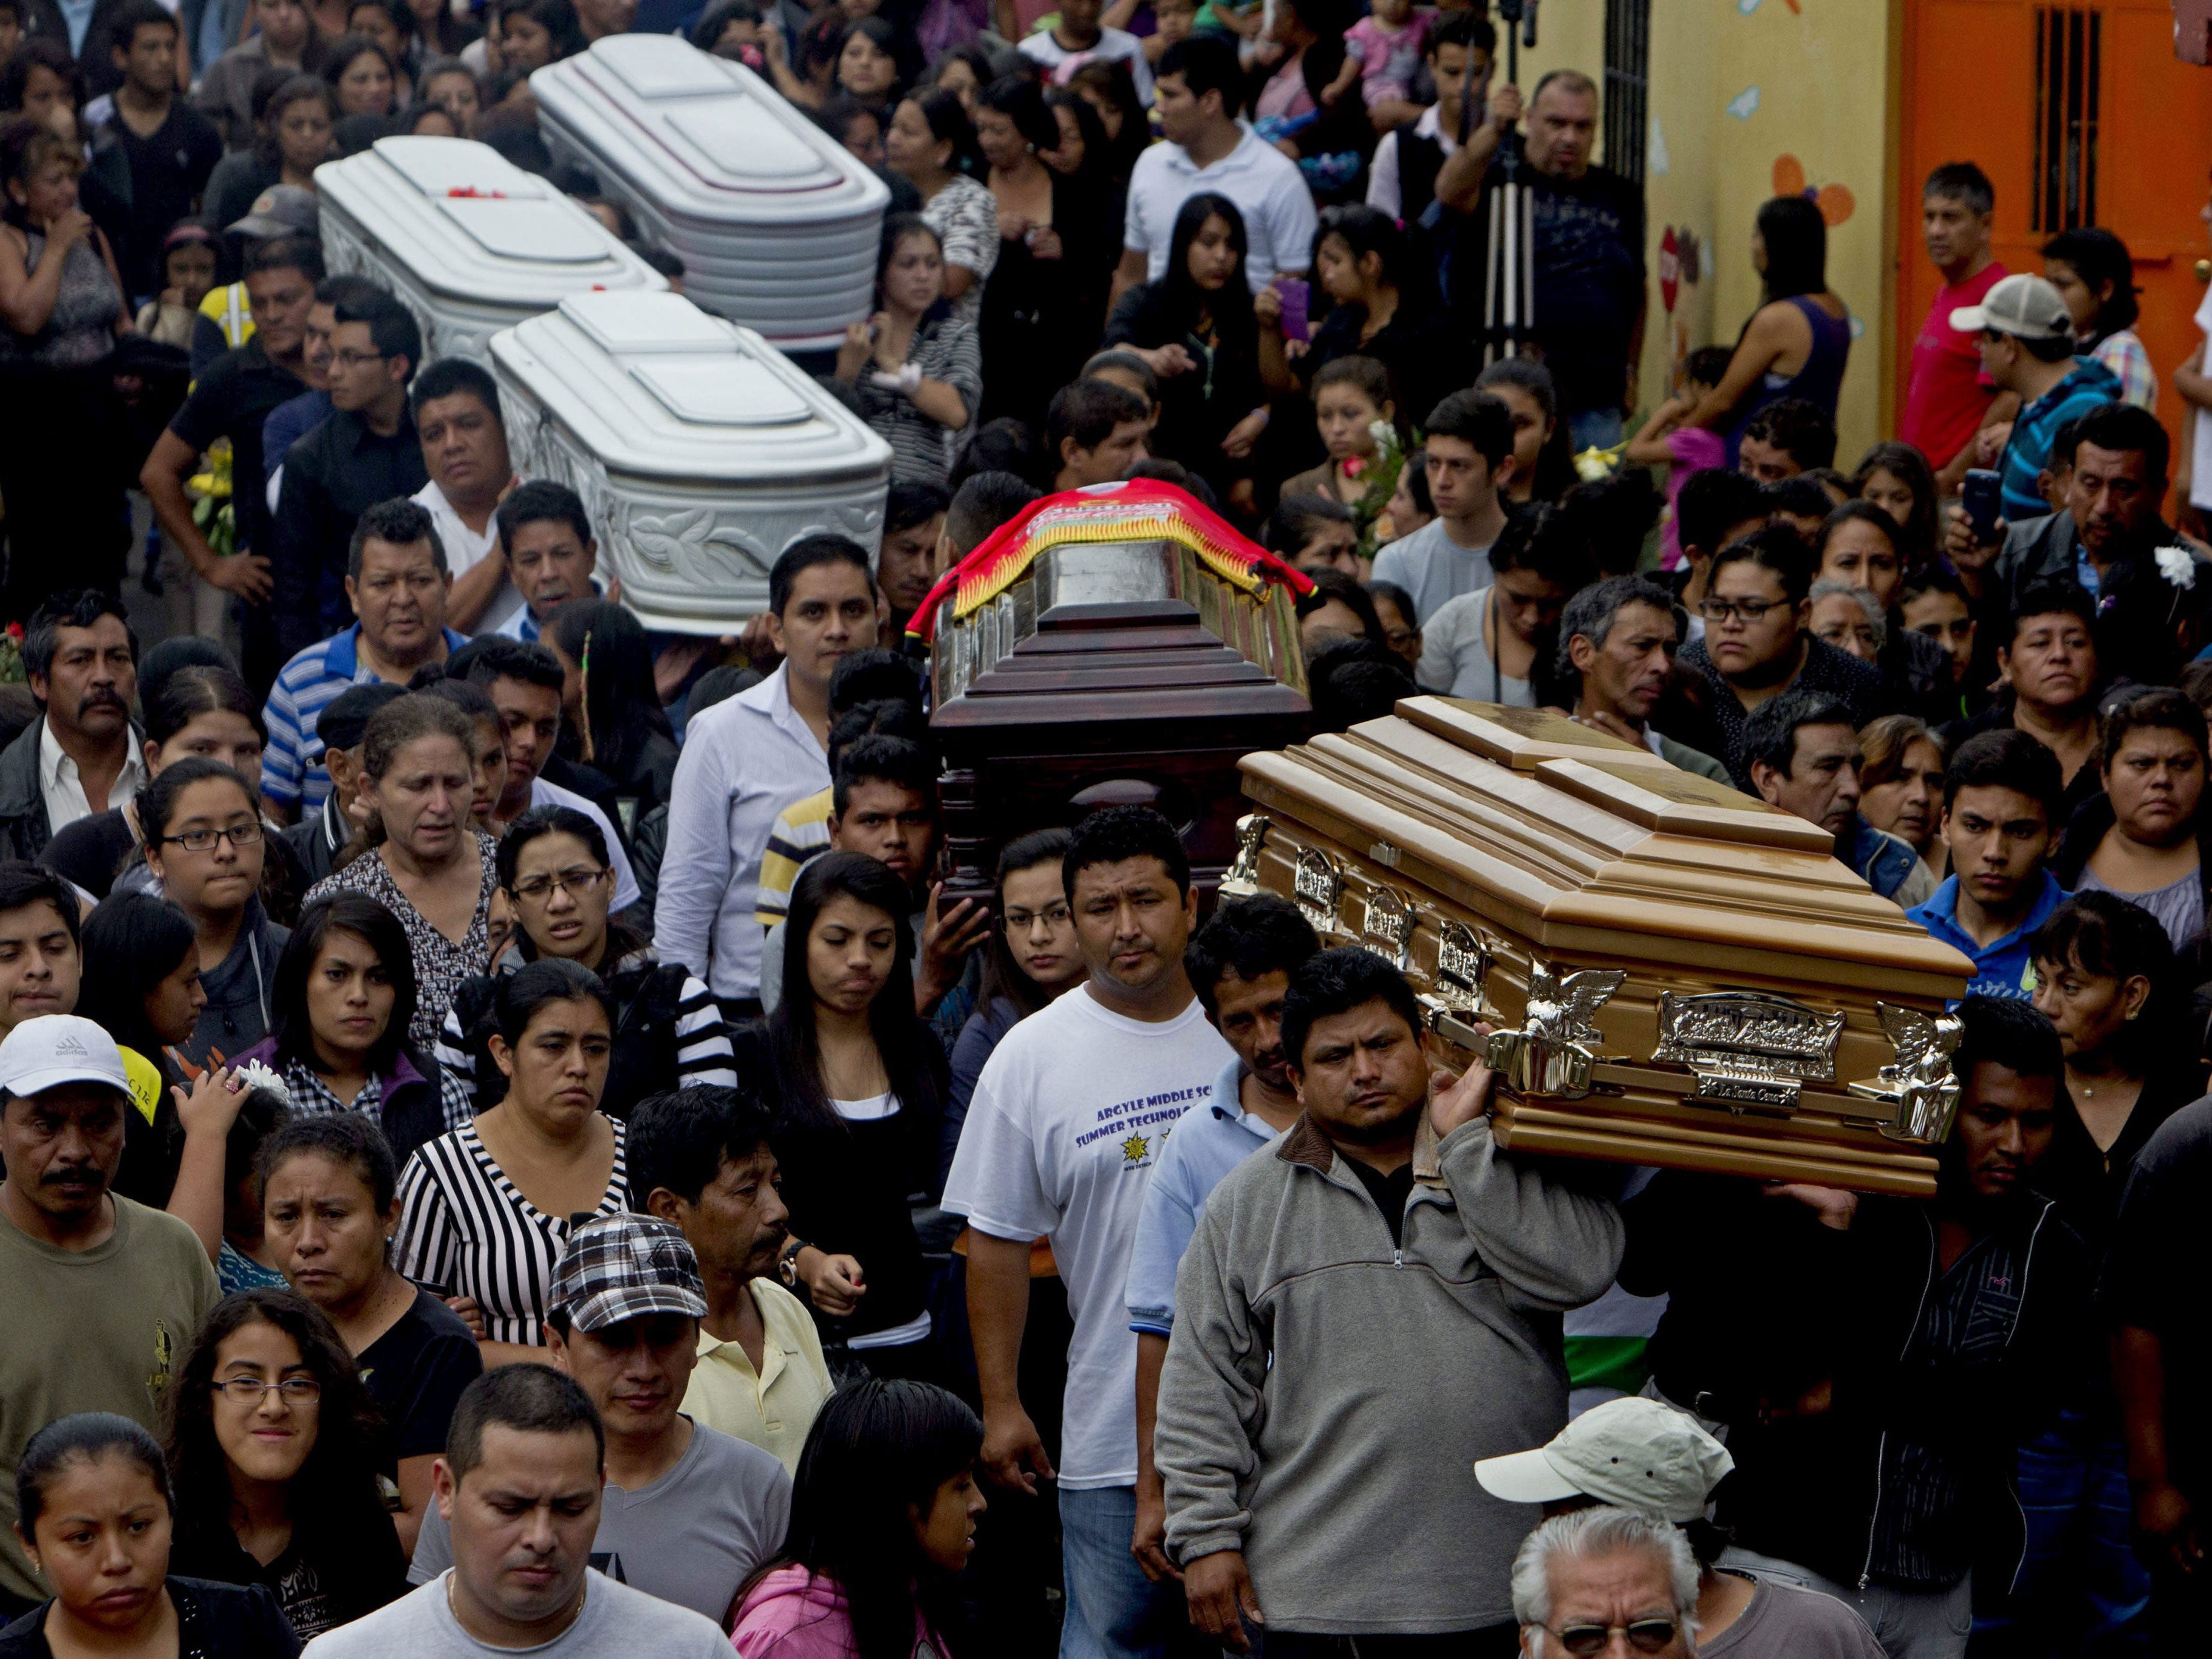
[
  {"left": 315, "top": 137, "right": 666, "bottom": 302},
  {"left": 531, "top": 36, "right": 891, "bottom": 225},
  {"left": 488, "top": 291, "right": 892, "bottom": 483},
  {"left": 1237, "top": 699, "right": 1974, "bottom": 989}
]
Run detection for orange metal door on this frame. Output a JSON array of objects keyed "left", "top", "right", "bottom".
[{"left": 1897, "top": 0, "right": 2212, "bottom": 472}]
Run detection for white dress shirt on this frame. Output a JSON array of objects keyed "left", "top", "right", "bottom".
[
  {"left": 38, "top": 721, "right": 146, "bottom": 839},
  {"left": 1124, "top": 126, "right": 1319, "bottom": 290},
  {"left": 652, "top": 665, "right": 829, "bottom": 1000},
  {"left": 414, "top": 479, "right": 525, "bottom": 636}
]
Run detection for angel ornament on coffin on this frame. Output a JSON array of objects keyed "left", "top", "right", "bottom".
[
  {"left": 1849, "top": 1003, "right": 1965, "bottom": 1145},
  {"left": 1484, "top": 962, "right": 1627, "bottom": 1102}
]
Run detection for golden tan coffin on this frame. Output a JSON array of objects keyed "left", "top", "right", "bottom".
[{"left": 1223, "top": 701, "right": 1978, "bottom": 1197}]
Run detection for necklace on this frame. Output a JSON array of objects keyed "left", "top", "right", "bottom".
[{"left": 447, "top": 1568, "right": 585, "bottom": 1640}]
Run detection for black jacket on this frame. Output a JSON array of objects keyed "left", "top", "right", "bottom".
[
  {"left": 0, "top": 717, "right": 145, "bottom": 864},
  {"left": 1670, "top": 633, "right": 1893, "bottom": 788},
  {"left": 1103, "top": 280, "right": 1264, "bottom": 488},
  {"left": 1995, "top": 508, "right": 2212, "bottom": 687},
  {"left": 629, "top": 802, "right": 668, "bottom": 920},
  {"left": 278, "top": 799, "right": 347, "bottom": 889},
  {"left": 0, "top": 718, "right": 52, "bottom": 864},
  {"left": 17, "top": 0, "right": 139, "bottom": 96},
  {"left": 1621, "top": 1172, "right": 2090, "bottom": 1593},
  {"left": 269, "top": 407, "right": 428, "bottom": 659},
  {"left": 0, "top": 1578, "right": 299, "bottom": 1659}
]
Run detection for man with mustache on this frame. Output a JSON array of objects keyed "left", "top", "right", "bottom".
[
  {"left": 943, "top": 805, "right": 1232, "bottom": 1659},
  {"left": 1125, "top": 894, "right": 1317, "bottom": 1586},
  {"left": 1973, "top": 404, "right": 2212, "bottom": 687},
  {"left": 0, "top": 1015, "right": 220, "bottom": 1618},
  {"left": 403, "top": 1213, "right": 791, "bottom": 1628},
  {"left": 0, "top": 590, "right": 141, "bottom": 862},
  {"left": 629, "top": 1085, "right": 835, "bottom": 1474}
]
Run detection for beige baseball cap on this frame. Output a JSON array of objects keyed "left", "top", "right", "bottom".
[{"left": 1473, "top": 1397, "right": 1733, "bottom": 1525}]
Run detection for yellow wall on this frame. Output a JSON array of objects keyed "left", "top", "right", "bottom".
[{"left": 1495, "top": 0, "right": 1897, "bottom": 460}]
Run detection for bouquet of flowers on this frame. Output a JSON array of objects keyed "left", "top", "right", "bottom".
[{"left": 1351, "top": 418, "right": 1409, "bottom": 557}]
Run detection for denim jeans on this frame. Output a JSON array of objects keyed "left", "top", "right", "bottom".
[
  {"left": 1058, "top": 1484, "right": 1179, "bottom": 1659},
  {"left": 1982, "top": 1406, "right": 2151, "bottom": 1656}
]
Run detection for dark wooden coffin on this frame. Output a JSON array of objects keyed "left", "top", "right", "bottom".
[{"left": 919, "top": 483, "right": 1311, "bottom": 907}]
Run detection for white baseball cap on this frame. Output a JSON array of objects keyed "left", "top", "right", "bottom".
[
  {"left": 1473, "top": 1397, "right": 1733, "bottom": 1525},
  {"left": 1949, "top": 273, "right": 2075, "bottom": 343},
  {"left": 0, "top": 1015, "right": 132, "bottom": 1101}
]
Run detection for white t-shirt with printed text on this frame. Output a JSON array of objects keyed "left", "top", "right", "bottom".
[{"left": 941, "top": 986, "right": 1231, "bottom": 1488}]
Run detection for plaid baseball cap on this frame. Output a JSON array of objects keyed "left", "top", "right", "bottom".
[{"left": 551, "top": 1214, "right": 708, "bottom": 1334}]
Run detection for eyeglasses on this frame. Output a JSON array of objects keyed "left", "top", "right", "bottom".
[
  {"left": 1003, "top": 904, "right": 1072, "bottom": 932},
  {"left": 162, "top": 823, "right": 263, "bottom": 853},
  {"left": 1696, "top": 596, "right": 1785, "bottom": 624},
  {"left": 212, "top": 1376, "right": 322, "bottom": 1406},
  {"left": 329, "top": 347, "right": 387, "bottom": 370},
  {"left": 511, "top": 866, "right": 610, "bottom": 902},
  {"left": 1544, "top": 1619, "right": 1681, "bottom": 1656}
]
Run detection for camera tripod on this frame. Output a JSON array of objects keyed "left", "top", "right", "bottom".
[{"left": 1470, "top": 0, "right": 1540, "bottom": 365}]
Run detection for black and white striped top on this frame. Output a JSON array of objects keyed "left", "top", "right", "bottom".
[
  {"left": 430, "top": 951, "right": 740, "bottom": 1120},
  {"left": 394, "top": 1119, "right": 630, "bottom": 1347}
]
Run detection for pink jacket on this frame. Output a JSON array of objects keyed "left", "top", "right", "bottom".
[{"left": 729, "top": 1565, "right": 946, "bottom": 1659}]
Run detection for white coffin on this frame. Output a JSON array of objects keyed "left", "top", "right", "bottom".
[
  {"left": 489, "top": 290, "right": 893, "bottom": 635},
  {"left": 531, "top": 35, "right": 889, "bottom": 351},
  {"left": 316, "top": 136, "right": 666, "bottom": 366}
]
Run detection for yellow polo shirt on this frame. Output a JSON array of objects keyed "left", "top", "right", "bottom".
[{"left": 681, "top": 1278, "right": 834, "bottom": 1474}]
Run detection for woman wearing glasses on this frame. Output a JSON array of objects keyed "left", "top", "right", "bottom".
[
  {"left": 163, "top": 1288, "right": 407, "bottom": 1640},
  {"left": 437, "top": 806, "right": 735, "bottom": 1121},
  {"left": 138, "top": 759, "right": 292, "bottom": 1068},
  {"left": 1672, "top": 525, "right": 1890, "bottom": 785},
  {"left": 944, "top": 829, "right": 1082, "bottom": 1185}
]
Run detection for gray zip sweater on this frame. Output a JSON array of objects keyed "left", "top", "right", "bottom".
[{"left": 1155, "top": 1112, "right": 1623, "bottom": 1636}]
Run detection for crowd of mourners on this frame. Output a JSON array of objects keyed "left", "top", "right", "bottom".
[{"left": 0, "top": 0, "right": 2210, "bottom": 1655}]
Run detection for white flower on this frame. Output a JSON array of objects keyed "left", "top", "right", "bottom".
[
  {"left": 2156, "top": 545, "right": 2197, "bottom": 590},
  {"left": 231, "top": 1058, "right": 292, "bottom": 1108},
  {"left": 1368, "top": 419, "right": 1393, "bottom": 451}
]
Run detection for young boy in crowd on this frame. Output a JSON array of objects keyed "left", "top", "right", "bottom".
[{"left": 1906, "top": 728, "right": 2067, "bottom": 1002}]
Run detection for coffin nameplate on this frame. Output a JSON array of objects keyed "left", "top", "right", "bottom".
[{"left": 1653, "top": 990, "right": 1846, "bottom": 1110}]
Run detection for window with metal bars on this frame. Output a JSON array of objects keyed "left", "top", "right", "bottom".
[
  {"left": 2032, "top": 5, "right": 2100, "bottom": 231},
  {"left": 1603, "top": 0, "right": 1651, "bottom": 185}
]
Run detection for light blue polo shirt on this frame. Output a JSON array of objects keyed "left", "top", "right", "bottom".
[{"left": 1125, "top": 1057, "right": 1283, "bottom": 1336}]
